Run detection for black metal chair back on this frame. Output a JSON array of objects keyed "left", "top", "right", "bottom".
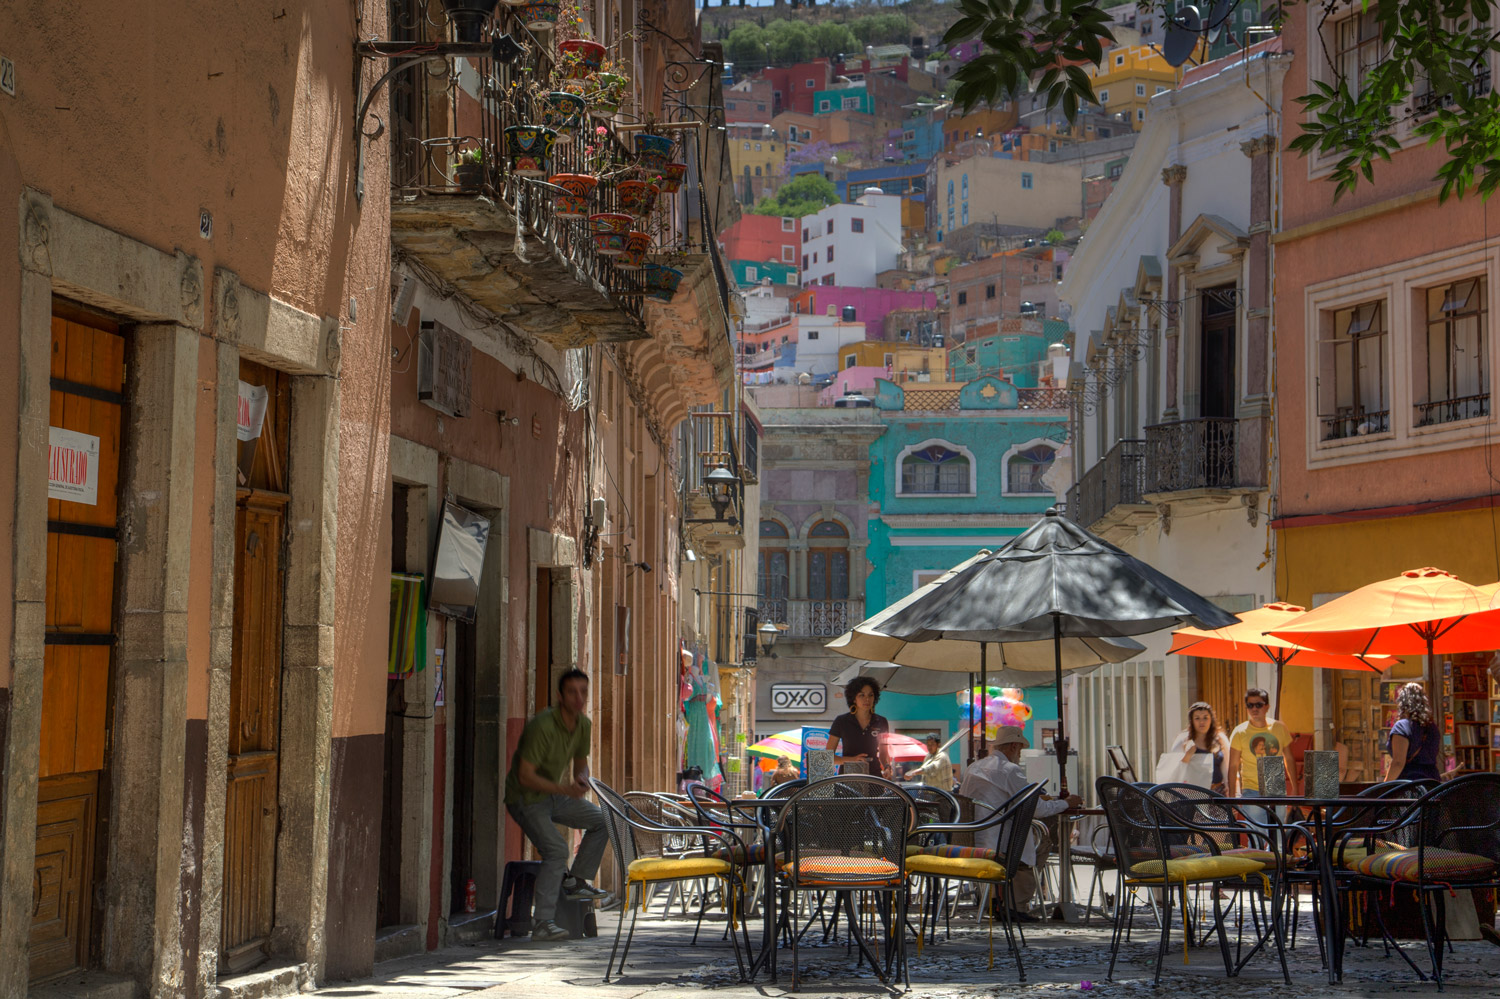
[
  {"left": 907, "top": 784, "right": 960, "bottom": 827},
  {"left": 775, "top": 775, "right": 916, "bottom": 888},
  {"left": 1419, "top": 773, "right": 1500, "bottom": 860}
]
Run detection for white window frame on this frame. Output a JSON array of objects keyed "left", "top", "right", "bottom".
[
  {"left": 1303, "top": 241, "right": 1500, "bottom": 468},
  {"left": 746, "top": 266, "right": 758, "bottom": 282},
  {"left": 782, "top": 246, "right": 795, "bottom": 262},
  {"left": 1001, "top": 437, "right": 1061, "bottom": 497},
  {"left": 895, "top": 438, "right": 978, "bottom": 497},
  {"left": 782, "top": 217, "right": 796, "bottom": 231},
  {"left": 1136, "top": 83, "right": 1146, "bottom": 96}
]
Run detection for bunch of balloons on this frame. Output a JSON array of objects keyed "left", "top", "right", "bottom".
[{"left": 957, "top": 686, "right": 1033, "bottom": 741}]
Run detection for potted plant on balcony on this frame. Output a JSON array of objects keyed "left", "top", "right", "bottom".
[
  {"left": 503, "top": 125, "right": 559, "bottom": 178},
  {"left": 615, "top": 230, "right": 652, "bottom": 271},
  {"left": 540, "top": 90, "right": 587, "bottom": 145},
  {"left": 513, "top": 0, "right": 561, "bottom": 30},
  {"left": 454, "top": 147, "right": 487, "bottom": 191},
  {"left": 632, "top": 132, "right": 674, "bottom": 173},
  {"left": 616, "top": 176, "right": 660, "bottom": 218},
  {"left": 657, "top": 162, "right": 688, "bottom": 194},
  {"left": 641, "top": 261, "right": 684, "bottom": 302}
]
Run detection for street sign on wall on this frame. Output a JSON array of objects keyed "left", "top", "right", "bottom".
[{"left": 769, "top": 683, "right": 827, "bottom": 714}]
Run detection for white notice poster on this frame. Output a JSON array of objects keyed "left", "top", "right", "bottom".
[
  {"left": 48, "top": 427, "right": 100, "bottom": 505},
  {"left": 236, "top": 381, "right": 269, "bottom": 442}
]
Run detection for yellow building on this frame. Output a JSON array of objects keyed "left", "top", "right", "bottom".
[
  {"left": 1085, "top": 43, "right": 1178, "bottom": 128},
  {"left": 729, "top": 124, "right": 784, "bottom": 204},
  {"left": 838, "top": 342, "right": 948, "bottom": 376}
]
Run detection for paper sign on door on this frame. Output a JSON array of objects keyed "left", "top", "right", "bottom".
[
  {"left": 236, "top": 381, "right": 269, "bottom": 442},
  {"left": 48, "top": 427, "right": 100, "bottom": 505}
]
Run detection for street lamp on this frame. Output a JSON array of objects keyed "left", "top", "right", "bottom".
[
  {"left": 703, "top": 465, "right": 740, "bottom": 521},
  {"left": 758, "top": 621, "right": 780, "bottom": 659}
]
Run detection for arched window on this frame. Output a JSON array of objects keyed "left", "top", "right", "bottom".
[
  {"left": 961, "top": 173, "right": 969, "bottom": 199},
  {"left": 807, "top": 520, "right": 849, "bottom": 601},
  {"left": 1007, "top": 444, "right": 1057, "bottom": 494},
  {"left": 901, "top": 444, "right": 971, "bottom": 494},
  {"left": 758, "top": 520, "right": 789, "bottom": 612},
  {"left": 947, "top": 179, "right": 954, "bottom": 204}
]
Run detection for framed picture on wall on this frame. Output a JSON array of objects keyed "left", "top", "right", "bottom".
[{"left": 1340, "top": 678, "right": 1363, "bottom": 702}]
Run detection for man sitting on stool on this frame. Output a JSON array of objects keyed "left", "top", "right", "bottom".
[
  {"left": 960, "top": 725, "right": 1081, "bottom": 920},
  {"left": 504, "top": 668, "right": 610, "bottom": 941}
]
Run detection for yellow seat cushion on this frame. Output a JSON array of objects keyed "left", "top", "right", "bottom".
[
  {"left": 1127, "top": 855, "right": 1265, "bottom": 885},
  {"left": 782, "top": 855, "right": 902, "bottom": 886},
  {"left": 1222, "top": 847, "right": 1277, "bottom": 864},
  {"left": 906, "top": 853, "right": 1007, "bottom": 881},
  {"left": 627, "top": 856, "right": 732, "bottom": 882}
]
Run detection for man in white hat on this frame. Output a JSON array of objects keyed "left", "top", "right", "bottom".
[{"left": 959, "top": 725, "right": 1081, "bottom": 919}]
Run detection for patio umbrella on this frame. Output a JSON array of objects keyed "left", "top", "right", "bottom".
[
  {"left": 830, "top": 659, "right": 1072, "bottom": 696},
  {"left": 1266, "top": 568, "right": 1500, "bottom": 685},
  {"left": 827, "top": 549, "right": 1145, "bottom": 757},
  {"left": 1168, "top": 602, "right": 1396, "bottom": 715},
  {"left": 746, "top": 726, "right": 928, "bottom": 767},
  {"left": 877, "top": 508, "right": 1238, "bottom": 795}
]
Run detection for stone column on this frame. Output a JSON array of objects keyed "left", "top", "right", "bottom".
[
  {"left": 1240, "top": 135, "right": 1276, "bottom": 411},
  {"left": 1160, "top": 165, "right": 1187, "bottom": 419},
  {"left": 104, "top": 323, "right": 199, "bottom": 985}
]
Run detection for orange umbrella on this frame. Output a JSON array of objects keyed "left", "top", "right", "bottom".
[
  {"left": 1265, "top": 568, "right": 1500, "bottom": 682},
  {"left": 1169, "top": 602, "right": 1394, "bottom": 712}
]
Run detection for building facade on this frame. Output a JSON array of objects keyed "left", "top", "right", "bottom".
[
  {"left": 928, "top": 154, "right": 1084, "bottom": 244},
  {"left": 799, "top": 191, "right": 904, "bottom": 288}
]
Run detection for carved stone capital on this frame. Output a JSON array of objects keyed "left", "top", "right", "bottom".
[
  {"left": 20, "top": 190, "right": 53, "bottom": 276},
  {"left": 1240, "top": 134, "right": 1278, "bottom": 158},
  {"left": 1160, "top": 164, "right": 1188, "bottom": 187},
  {"left": 177, "top": 253, "right": 205, "bottom": 329},
  {"left": 215, "top": 268, "right": 242, "bottom": 343},
  {"left": 323, "top": 319, "right": 342, "bottom": 378}
]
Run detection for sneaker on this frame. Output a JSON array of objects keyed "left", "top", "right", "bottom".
[
  {"left": 563, "top": 877, "right": 609, "bottom": 901},
  {"left": 532, "top": 919, "right": 571, "bottom": 942}
]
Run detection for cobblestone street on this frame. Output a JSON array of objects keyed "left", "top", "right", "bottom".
[{"left": 297, "top": 902, "right": 1500, "bottom": 999}]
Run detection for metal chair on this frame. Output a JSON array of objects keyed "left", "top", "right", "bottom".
[
  {"left": 589, "top": 778, "right": 751, "bottom": 983},
  {"left": 774, "top": 775, "right": 916, "bottom": 990},
  {"left": 1106, "top": 744, "right": 1138, "bottom": 782}
]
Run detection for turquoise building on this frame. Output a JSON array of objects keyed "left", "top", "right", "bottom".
[
  {"left": 730, "top": 258, "right": 798, "bottom": 288},
  {"left": 813, "top": 86, "right": 873, "bottom": 115},
  {"left": 948, "top": 319, "right": 1070, "bottom": 384}
]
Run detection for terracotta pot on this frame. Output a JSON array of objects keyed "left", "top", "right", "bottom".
[
  {"left": 615, "top": 231, "right": 652, "bottom": 271},
  {"left": 558, "top": 39, "right": 607, "bottom": 80},
  {"left": 503, "top": 125, "right": 558, "bottom": 178},
  {"left": 642, "top": 262, "right": 684, "bottom": 301},
  {"left": 515, "top": 1, "right": 559, "bottom": 30},
  {"left": 587, "top": 212, "right": 632, "bottom": 235},
  {"left": 593, "top": 231, "right": 628, "bottom": 256},
  {"left": 657, "top": 162, "right": 688, "bottom": 194},
  {"left": 616, "top": 179, "right": 660, "bottom": 218},
  {"left": 548, "top": 173, "right": 597, "bottom": 218},
  {"left": 541, "top": 91, "right": 587, "bottom": 144},
  {"left": 632, "top": 133, "right": 673, "bottom": 173}
]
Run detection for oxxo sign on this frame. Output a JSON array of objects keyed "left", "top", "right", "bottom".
[{"left": 770, "top": 683, "right": 826, "bottom": 714}]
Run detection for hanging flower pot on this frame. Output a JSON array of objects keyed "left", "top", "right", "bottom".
[
  {"left": 548, "top": 173, "right": 597, "bottom": 218},
  {"left": 642, "top": 263, "right": 684, "bottom": 301},
  {"left": 558, "top": 39, "right": 607, "bottom": 80},
  {"left": 633, "top": 133, "right": 673, "bottom": 173},
  {"left": 588, "top": 212, "right": 632, "bottom": 254},
  {"left": 657, "top": 162, "right": 688, "bottom": 194},
  {"left": 541, "top": 91, "right": 587, "bottom": 145},
  {"left": 588, "top": 72, "right": 629, "bottom": 114},
  {"left": 442, "top": 0, "right": 498, "bottom": 43},
  {"left": 616, "top": 179, "right": 660, "bottom": 218},
  {"left": 514, "top": 0, "right": 560, "bottom": 30},
  {"left": 503, "top": 125, "right": 559, "bottom": 177},
  {"left": 615, "top": 231, "right": 652, "bottom": 271}
]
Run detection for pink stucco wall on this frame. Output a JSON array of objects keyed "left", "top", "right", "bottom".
[{"left": 794, "top": 286, "right": 938, "bottom": 339}]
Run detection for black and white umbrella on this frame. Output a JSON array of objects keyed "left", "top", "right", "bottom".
[{"left": 877, "top": 509, "right": 1237, "bottom": 795}]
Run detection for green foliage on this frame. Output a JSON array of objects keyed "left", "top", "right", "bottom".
[
  {"left": 813, "top": 22, "right": 861, "bottom": 58},
  {"left": 767, "top": 22, "right": 818, "bottom": 65},
  {"left": 751, "top": 173, "right": 841, "bottom": 218},
  {"left": 726, "top": 24, "right": 768, "bottom": 68},
  {"left": 852, "top": 13, "right": 910, "bottom": 46},
  {"left": 944, "top": 0, "right": 1500, "bottom": 200},
  {"left": 1044, "top": 229, "right": 1066, "bottom": 244}
]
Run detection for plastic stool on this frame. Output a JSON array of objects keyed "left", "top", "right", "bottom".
[{"left": 496, "top": 860, "right": 542, "bottom": 938}]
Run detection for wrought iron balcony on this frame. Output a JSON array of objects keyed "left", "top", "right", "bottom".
[
  {"left": 1320, "top": 407, "right": 1391, "bottom": 441},
  {"left": 1065, "top": 438, "right": 1146, "bottom": 530},
  {"left": 759, "top": 599, "right": 861, "bottom": 639},
  {"left": 1415, "top": 393, "right": 1490, "bottom": 427},
  {"left": 1143, "top": 416, "right": 1267, "bottom": 495}
]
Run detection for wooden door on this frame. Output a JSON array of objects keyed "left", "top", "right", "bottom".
[
  {"left": 222, "top": 359, "right": 290, "bottom": 974},
  {"left": 33, "top": 310, "right": 124, "bottom": 982}
]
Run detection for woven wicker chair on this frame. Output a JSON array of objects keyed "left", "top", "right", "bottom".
[
  {"left": 773, "top": 775, "right": 917, "bottom": 990},
  {"left": 590, "top": 779, "right": 751, "bottom": 983}
]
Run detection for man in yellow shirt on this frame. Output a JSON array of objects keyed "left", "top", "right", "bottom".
[{"left": 1226, "top": 687, "right": 1295, "bottom": 826}]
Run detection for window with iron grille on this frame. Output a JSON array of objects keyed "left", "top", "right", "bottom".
[
  {"left": 1319, "top": 300, "right": 1389, "bottom": 441},
  {"left": 1007, "top": 445, "right": 1056, "bottom": 493},
  {"left": 1416, "top": 277, "right": 1489, "bottom": 426}
]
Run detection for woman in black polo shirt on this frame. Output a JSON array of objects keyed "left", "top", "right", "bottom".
[{"left": 826, "top": 677, "right": 892, "bottom": 777}]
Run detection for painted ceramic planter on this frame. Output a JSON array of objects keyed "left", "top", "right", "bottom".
[
  {"left": 503, "top": 125, "right": 558, "bottom": 177},
  {"left": 616, "top": 179, "right": 660, "bottom": 218},
  {"left": 592, "top": 231, "right": 629, "bottom": 255},
  {"left": 541, "top": 91, "right": 587, "bottom": 144},
  {"left": 632, "top": 133, "right": 673, "bottom": 172},
  {"left": 515, "top": 0, "right": 559, "bottom": 30},
  {"left": 589, "top": 72, "right": 628, "bottom": 114},
  {"left": 657, "top": 162, "right": 687, "bottom": 194},
  {"left": 558, "top": 39, "right": 606, "bottom": 79},
  {"left": 587, "top": 212, "right": 632, "bottom": 235},
  {"left": 548, "top": 173, "right": 597, "bottom": 218},
  {"left": 615, "top": 231, "right": 652, "bottom": 271},
  {"left": 642, "top": 263, "right": 684, "bottom": 301}
]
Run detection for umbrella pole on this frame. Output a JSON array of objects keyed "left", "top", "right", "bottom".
[
  {"left": 980, "top": 645, "right": 988, "bottom": 759},
  {"left": 967, "top": 671, "right": 975, "bottom": 765},
  {"left": 1053, "top": 614, "right": 1068, "bottom": 798}
]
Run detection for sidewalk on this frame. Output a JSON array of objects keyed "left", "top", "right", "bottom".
[{"left": 301, "top": 902, "right": 1500, "bottom": 998}]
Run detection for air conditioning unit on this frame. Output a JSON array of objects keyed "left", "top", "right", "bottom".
[{"left": 418, "top": 320, "right": 473, "bottom": 417}]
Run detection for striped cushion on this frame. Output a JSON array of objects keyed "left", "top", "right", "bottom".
[
  {"left": 905, "top": 844, "right": 999, "bottom": 860},
  {"left": 907, "top": 853, "right": 1006, "bottom": 881},
  {"left": 782, "top": 856, "right": 902, "bottom": 886},
  {"left": 1128, "top": 856, "right": 1265, "bottom": 885},
  {"left": 709, "top": 842, "right": 768, "bottom": 865},
  {"left": 628, "top": 856, "right": 732, "bottom": 882},
  {"left": 1222, "top": 847, "right": 1277, "bottom": 864},
  {"left": 1350, "top": 848, "right": 1496, "bottom": 883}
]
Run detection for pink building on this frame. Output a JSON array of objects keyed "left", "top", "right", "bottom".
[{"left": 791, "top": 286, "right": 938, "bottom": 340}]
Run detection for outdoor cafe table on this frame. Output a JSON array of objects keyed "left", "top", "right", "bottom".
[{"left": 1218, "top": 794, "right": 1411, "bottom": 985}]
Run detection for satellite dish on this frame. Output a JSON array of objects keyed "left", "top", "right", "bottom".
[
  {"left": 1208, "top": 0, "right": 1235, "bottom": 28},
  {"left": 1163, "top": 5, "right": 1202, "bottom": 67}
]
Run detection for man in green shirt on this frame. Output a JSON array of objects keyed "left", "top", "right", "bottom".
[{"left": 504, "top": 669, "right": 609, "bottom": 941}]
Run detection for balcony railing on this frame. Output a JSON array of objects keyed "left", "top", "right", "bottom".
[
  {"left": 759, "top": 599, "right": 861, "bottom": 639},
  {"left": 1065, "top": 438, "right": 1146, "bottom": 529},
  {"left": 1415, "top": 393, "right": 1490, "bottom": 427},
  {"left": 1143, "top": 416, "right": 1267, "bottom": 494}
]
